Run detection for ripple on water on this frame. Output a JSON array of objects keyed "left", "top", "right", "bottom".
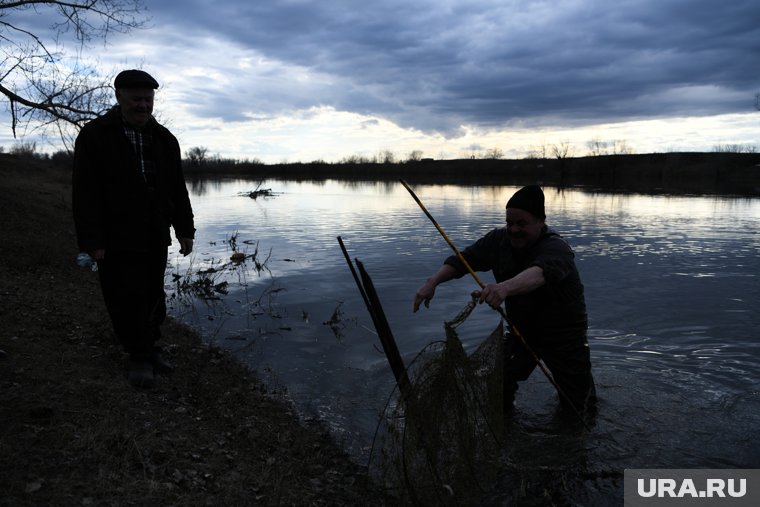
[{"left": 174, "top": 181, "right": 760, "bottom": 495}]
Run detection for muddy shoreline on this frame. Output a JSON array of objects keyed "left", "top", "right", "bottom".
[{"left": 0, "top": 154, "right": 388, "bottom": 506}]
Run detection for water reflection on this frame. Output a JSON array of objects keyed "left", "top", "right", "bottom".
[{"left": 169, "top": 179, "right": 760, "bottom": 503}]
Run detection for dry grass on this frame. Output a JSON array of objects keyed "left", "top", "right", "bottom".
[{"left": 0, "top": 153, "right": 388, "bottom": 506}]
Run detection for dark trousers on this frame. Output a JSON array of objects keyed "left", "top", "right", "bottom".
[
  {"left": 97, "top": 247, "right": 168, "bottom": 361},
  {"left": 504, "top": 333, "right": 596, "bottom": 414}
]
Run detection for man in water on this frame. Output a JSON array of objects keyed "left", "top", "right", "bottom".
[
  {"left": 413, "top": 185, "right": 596, "bottom": 416},
  {"left": 72, "top": 69, "right": 195, "bottom": 388}
]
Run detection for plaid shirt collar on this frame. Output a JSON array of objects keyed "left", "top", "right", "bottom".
[{"left": 121, "top": 115, "right": 156, "bottom": 187}]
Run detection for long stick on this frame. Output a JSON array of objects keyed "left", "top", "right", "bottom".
[
  {"left": 401, "top": 181, "right": 487, "bottom": 288},
  {"left": 337, "top": 236, "right": 372, "bottom": 311},
  {"left": 337, "top": 236, "right": 410, "bottom": 396},
  {"left": 399, "top": 179, "right": 589, "bottom": 425}
]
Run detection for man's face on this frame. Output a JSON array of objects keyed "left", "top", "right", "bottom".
[
  {"left": 116, "top": 87, "right": 155, "bottom": 127},
  {"left": 506, "top": 208, "right": 545, "bottom": 249}
]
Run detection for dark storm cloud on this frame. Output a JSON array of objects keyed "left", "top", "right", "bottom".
[{"left": 147, "top": 0, "right": 760, "bottom": 134}]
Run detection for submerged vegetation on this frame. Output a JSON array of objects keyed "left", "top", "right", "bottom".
[
  {"left": 168, "top": 230, "right": 277, "bottom": 330},
  {"left": 172, "top": 230, "right": 275, "bottom": 297},
  {"left": 171, "top": 267, "right": 229, "bottom": 300}
]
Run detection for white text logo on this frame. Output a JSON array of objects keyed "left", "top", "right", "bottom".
[{"left": 637, "top": 478, "right": 747, "bottom": 498}]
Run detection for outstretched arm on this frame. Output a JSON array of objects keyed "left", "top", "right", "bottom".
[
  {"left": 475, "top": 265, "right": 545, "bottom": 309},
  {"left": 413, "top": 263, "right": 461, "bottom": 312}
]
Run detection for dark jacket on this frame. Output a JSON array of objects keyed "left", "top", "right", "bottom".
[
  {"left": 72, "top": 107, "right": 195, "bottom": 252},
  {"left": 444, "top": 226, "right": 587, "bottom": 347}
]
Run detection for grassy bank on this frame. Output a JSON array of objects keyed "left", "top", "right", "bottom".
[{"left": 0, "top": 154, "right": 386, "bottom": 506}]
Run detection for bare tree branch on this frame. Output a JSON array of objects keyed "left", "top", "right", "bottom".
[{"left": 0, "top": 0, "right": 148, "bottom": 149}]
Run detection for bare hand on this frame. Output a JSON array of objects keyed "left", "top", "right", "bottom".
[
  {"left": 413, "top": 282, "right": 436, "bottom": 312},
  {"left": 178, "top": 237, "right": 194, "bottom": 256},
  {"left": 475, "top": 283, "right": 508, "bottom": 309}
]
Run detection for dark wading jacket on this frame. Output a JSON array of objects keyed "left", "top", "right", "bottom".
[
  {"left": 72, "top": 107, "right": 195, "bottom": 253},
  {"left": 444, "top": 226, "right": 587, "bottom": 349}
]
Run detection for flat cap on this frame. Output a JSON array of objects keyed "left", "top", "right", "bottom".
[{"left": 114, "top": 69, "right": 159, "bottom": 90}]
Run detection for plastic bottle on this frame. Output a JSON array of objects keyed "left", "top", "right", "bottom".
[{"left": 76, "top": 252, "right": 98, "bottom": 272}]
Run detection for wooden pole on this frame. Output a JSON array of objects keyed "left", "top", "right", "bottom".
[{"left": 337, "top": 237, "right": 410, "bottom": 396}]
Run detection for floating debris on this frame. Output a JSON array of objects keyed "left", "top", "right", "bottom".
[
  {"left": 246, "top": 188, "right": 273, "bottom": 199},
  {"left": 239, "top": 186, "right": 277, "bottom": 199},
  {"left": 322, "top": 302, "right": 355, "bottom": 342}
]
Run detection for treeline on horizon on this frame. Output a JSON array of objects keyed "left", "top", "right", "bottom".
[
  {"left": 4, "top": 142, "right": 759, "bottom": 195},
  {"left": 182, "top": 151, "right": 760, "bottom": 196}
]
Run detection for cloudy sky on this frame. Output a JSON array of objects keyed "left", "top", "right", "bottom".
[{"left": 10, "top": 0, "right": 760, "bottom": 162}]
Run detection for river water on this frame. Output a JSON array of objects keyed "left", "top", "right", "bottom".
[{"left": 168, "top": 178, "right": 760, "bottom": 504}]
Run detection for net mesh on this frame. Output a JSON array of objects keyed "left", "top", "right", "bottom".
[{"left": 370, "top": 296, "right": 506, "bottom": 505}]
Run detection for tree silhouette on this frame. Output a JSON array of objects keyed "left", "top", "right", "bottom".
[{"left": 1, "top": 0, "right": 147, "bottom": 149}]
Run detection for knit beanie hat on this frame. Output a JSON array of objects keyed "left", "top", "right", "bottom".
[{"left": 506, "top": 185, "right": 545, "bottom": 219}]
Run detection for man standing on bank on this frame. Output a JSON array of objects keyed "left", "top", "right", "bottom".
[
  {"left": 73, "top": 69, "right": 195, "bottom": 388},
  {"left": 413, "top": 185, "right": 596, "bottom": 415}
]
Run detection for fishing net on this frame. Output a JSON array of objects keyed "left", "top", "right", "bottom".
[{"left": 370, "top": 295, "right": 506, "bottom": 506}]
